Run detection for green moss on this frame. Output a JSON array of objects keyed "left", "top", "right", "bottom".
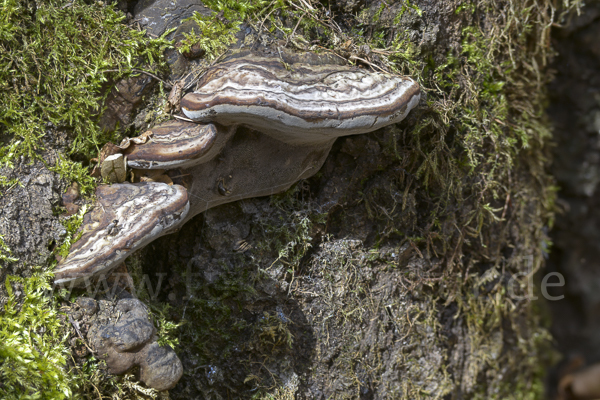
[
  {"left": 179, "top": 0, "right": 276, "bottom": 60},
  {"left": 55, "top": 203, "right": 89, "bottom": 261},
  {"left": 0, "top": 235, "right": 18, "bottom": 267},
  {"left": 257, "top": 185, "right": 326, "bottom": 271},
  {"left": 0, "top": 175, "right": 20, "bottom": 190},
  {"left": 149, "top": 303, "right": 184, "bottom": 349},
  {"left": 0, "top": 270, "right": 71, "bottom": 399},
  {"left": 372, "top": 4, "right": 386, "bottom": 23},
  {"left": 0, "top": 14, "right": 173, "bottom": 397},
  {"left": 49, "top": 155, "right": 96, "bottom": 196},
  {"left": 394, "top": 0, "right": 423, "bottom": 23},
  {"left": 0, "top": 0, "right": 170, "bottom": 177}
]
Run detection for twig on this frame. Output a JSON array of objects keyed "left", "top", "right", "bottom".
[
  {"left": 398, "top": 308, "right": 417, "bottom": 341},
  {"left": 68, "top": 314, "right": 95, "bottom": 354},
  {"left": 255, "top": 4, "right": 280, "bottom": 38},
  {"left": 181, "top": 68, "right": 201, "bottom": 91},
  {"left": 285, "top": 12, "right": 307, "bottom": 47},
  {"left": 348, "top": 55, "right": 389, "bottom": 73},
  {"left": 287, "top": 0, "right": 342, "bottom": 35},
  {"left": 297, "top": 0, "right": 315, "bottom": 11},
  {"left": 501, "top": 191, "right": 511, "bottom": 219},
  {"left": 172, "top": 114, "right": 194, "bottom": 122},
  {"left": 408, "top": 240, "right": 424, "bottom": 259}
]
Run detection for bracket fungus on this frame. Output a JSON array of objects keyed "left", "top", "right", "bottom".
[
  {"left": 124, "top": 120, "right": 224, "bottom": 170},
  {"left": 54, "top": 182, "right": 189, "bottom": 286},
  {"left": 55, "top": 52, "right": 421, "bottom": 289},
  {"left": 181, "top": 54, "right": 421, "bottom": 145}
]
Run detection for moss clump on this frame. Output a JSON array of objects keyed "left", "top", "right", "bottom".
[
  {"left": 257, "top": 185, "right": 326, "bottom": 272},
  {"left": 0, "top": 0, "right": 170, "bottom": 164},
  {"left": 49, "top": 155, "right": 96, "bottom": 196},
  {"left": 179, "top": 0, "right": 275, "bottom": 60},
  {"left": 0, "top": 270, "right": 71, "bottom": 399},
  {"left": 55, "top": 203, "right": 89, "bottom": 261}
]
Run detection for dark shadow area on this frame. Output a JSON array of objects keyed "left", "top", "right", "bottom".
[
  {"left": 138, "top": 196, "right": 317, "bottom": 398},
  {"left": 547, "top": 3, "right": 600, "bottom": 398}
]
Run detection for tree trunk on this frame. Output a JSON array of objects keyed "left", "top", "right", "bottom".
[{"left": 0, "top": 0, "right": 588, "bottom": 398}]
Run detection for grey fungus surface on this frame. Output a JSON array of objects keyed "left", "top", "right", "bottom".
[
  {"left": 87, "top": 298, "right": 183, "bottom": 391},
  {"left": 181, "top": 55, "right": 421, "bottom": 145},
  {"left": 54, "top": 182, "right": 189, "bottom": 287}
]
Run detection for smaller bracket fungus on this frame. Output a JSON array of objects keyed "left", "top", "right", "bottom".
[
  {"left": 181, "top": 53, "right": 421, "bottom": 145},
  {"left": 124, "top": 120, "right": 220, "bottom": 169},
  {"left": 54, "top": 182, "right": 189, "bottom": 287}
]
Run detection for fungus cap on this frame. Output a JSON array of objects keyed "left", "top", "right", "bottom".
[
  {"left": 181, "top": 55, "right": 421, "bottom": 145},
  {"left": 54, "top": 182, "right": 189, "bottom": 287},
  {"left": 124, "top": 120, "right": 218, "bottom": 169}
]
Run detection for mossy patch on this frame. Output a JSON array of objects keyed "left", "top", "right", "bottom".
[
  {"left": 0, "top": 0, "right": 170, "bottom": 172},
  {"left": 55, "top": 203, "right": 89, "bottom": 261},
  {"left": 0, "top": 270, "right": 71, "bottom": 399},
  {"left": 179, "top": 0, "right": 276, "bottom": 60},
  {"left": 0, "top": 235, "right": 18, "bottom": 267}
]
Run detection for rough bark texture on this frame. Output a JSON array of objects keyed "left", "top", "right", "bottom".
[{"left": 0, "top": 135, "right": 70, "bottom": 305}]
